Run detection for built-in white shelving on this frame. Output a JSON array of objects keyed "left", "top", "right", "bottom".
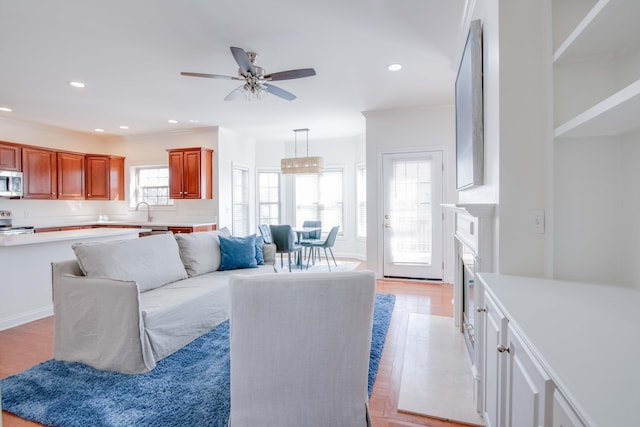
[{"left": 553, "top": 0, "right": 640, "bottom": 138}]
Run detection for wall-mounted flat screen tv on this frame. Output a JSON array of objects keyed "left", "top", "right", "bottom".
[{"left": 455, "top": 19, "right": 484, "bottom": 190}]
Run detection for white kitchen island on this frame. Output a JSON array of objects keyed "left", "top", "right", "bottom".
[{"left": 0, "top": 228, "right": 148, "bottom": 330}]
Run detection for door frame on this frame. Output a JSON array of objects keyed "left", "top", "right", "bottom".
[{"left": 376, "top": 147, "right": 446, "bottom": 280}]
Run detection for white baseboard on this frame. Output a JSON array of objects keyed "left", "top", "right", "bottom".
[{"left": 0, "top": 306, "right": 53, "bottom": 331}]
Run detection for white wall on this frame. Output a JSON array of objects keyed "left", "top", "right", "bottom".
[
  {"left": 461, "top": 0, "right": 551, "bottom": 277},
  {"left": 364, "top": 106, "right": 456, "bottom": 280}
]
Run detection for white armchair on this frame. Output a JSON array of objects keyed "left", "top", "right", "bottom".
[{"left": 228, "top": 271, "right": 376, "bottom": 427}]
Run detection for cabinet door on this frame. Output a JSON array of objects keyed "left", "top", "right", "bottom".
[
  {"left": 168, "top": 226, "right": 194, "bottom": 234},
  {"left": 109, "top": 156, "right": 125, "bottom": 200},
  {"left": 505, "top": 324, "right": 553, "bottom": 427},
  {"left": 168, "top": 151, "right": 184, "bottom": 198},
  {"left": 22, "top": 147, "right": 57, "bottom": 199},
  {"left": 57, "top": 152, "right": 85, "bottom": 199},
  {"left": 182, "top": 150, "right": 202, "bottom": 198},
  {"left": 86, "top": 156, "right": 110, "bottom": 199},
  {"left": 483, "top": 292, "right": 508, "bottom": 427},
  {"left": 0, "top": 142, "right": 21, "bottom": 171}
]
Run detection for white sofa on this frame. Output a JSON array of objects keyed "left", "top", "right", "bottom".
[{"left": 51, "top": 231, "right": 276, "bottom": 374}]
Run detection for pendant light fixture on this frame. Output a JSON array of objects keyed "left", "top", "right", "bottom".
[{"left": 280, "top": 128, "right": 324, "bottom": 174}]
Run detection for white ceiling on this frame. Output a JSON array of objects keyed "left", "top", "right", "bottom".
[{"left": 0, "top": 0, "right": 467, "bottom": 143}]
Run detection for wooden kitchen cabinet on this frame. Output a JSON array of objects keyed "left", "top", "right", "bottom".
[
  {"left": 57, "top": 151, "right": 85, "bottom": 200},
  {"left": 85, "top": 155, "right": 125, "bottom": 200},
  {"left": 167, "top": 147, "right": 213, "bottom": 199},
  {"left": 0, "top": 141, "right": 21, "bottom": 171},
  {"left": 22, "top": 147, "right": 57, "bottom": 199}
]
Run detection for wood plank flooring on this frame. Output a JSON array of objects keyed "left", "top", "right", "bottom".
[{"left": 1, "top": 262, "right": 475, "bottom": 427}]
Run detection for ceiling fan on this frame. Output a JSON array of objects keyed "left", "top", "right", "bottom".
[{"left": 181, "top": 46, "right": 316, "bottom": 101}]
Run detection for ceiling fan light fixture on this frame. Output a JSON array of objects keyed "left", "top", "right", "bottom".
[{"left": 281, "top": 128, "right": 324, "bottom": 174}]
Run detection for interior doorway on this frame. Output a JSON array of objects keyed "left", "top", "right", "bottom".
[{"left": 382, "top": 151, "right": 443, "bottom": 280}]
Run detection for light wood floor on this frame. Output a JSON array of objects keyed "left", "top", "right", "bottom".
[{"left": 1, "top": 262, "right": 474, "bottom": 427}]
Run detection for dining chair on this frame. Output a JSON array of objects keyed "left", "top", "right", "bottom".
[
  {"left": 228, "top": 270, "right": 375, "bottom": 427},
  {"left": 306, "top": 225, "right": 340, "bottom": 270},
  {"left": 269, "top": 224, "right": 303, "bottom": 272},
  {"left": 258, "top": 224, "right": 273, "bottom": 244},
  {"left": 300, "top": 220, "right": 322, "bottom": 262}
]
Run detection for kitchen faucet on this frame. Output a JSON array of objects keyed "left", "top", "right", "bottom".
[{"left": 135, "top": 201, "right": 152, "bottom": 222}]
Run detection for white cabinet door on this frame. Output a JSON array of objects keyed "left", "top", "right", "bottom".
[
  {"left": 552, "top": 390, "right": 586, "bottom": 427},
  {"left": 505, "top": 324, "right": 554, "bottom": 427},
  {"left": 483, "top": 292, "right": 508, "bottom": 427}
]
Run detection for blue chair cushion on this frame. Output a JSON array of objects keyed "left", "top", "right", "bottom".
[
  {"left": 219, "top": 234, "right": 258, "bottom": 270},
  {"left": 255, "top": 235, "right": 265, "bottom": 265}
]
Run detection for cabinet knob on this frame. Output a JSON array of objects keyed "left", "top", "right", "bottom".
[
  {"left": 476, "top": 306, "right": 487, "bottom": 313},
  {"left": 88, "top": 193, "right": 91, "bottom": 196},
  {"left": 497, "top": 345, "right": 510, "bottom": 353}
]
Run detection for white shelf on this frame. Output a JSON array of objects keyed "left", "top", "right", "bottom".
[
  {"left": 553, "top": 0, "right": 640, "bottom": 138},
  {"left": 554, "top": 0, "right": 640, "bottom": 64},
  {"left": 554, "top": 78, "right": 640, "bottom": 138}
]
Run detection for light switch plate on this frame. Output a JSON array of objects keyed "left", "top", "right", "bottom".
[{"left": 529, "top": 209, "right": 545, "bottom": 234}]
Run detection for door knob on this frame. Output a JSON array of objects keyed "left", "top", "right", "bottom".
[{"left": 384, "top": 224, "right": 391, "bottom": 228}]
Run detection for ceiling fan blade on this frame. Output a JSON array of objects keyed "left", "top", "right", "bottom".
[
  {"left": 263, "top": 83, "right": 296, "bottom": 101},
  {"left": 224, "top": 85, "right": 245, "bottom": 101},
  {"left": 181, "top": 72, "right": 241, "bottom": 80},
  {"left": 264, "top": 68, "right": 316, "bottom": 81},
  {"left": 230, "top": 46, "right": 254, "bottom": 76}
]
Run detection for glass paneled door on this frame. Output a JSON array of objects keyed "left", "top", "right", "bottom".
[{"left": 382, "top": 151, "right": 443, "bottom": 280}]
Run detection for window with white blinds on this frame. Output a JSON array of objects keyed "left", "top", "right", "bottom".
[
  {"left": 232, "top": 165, "right": 250, "bottom": 237},
  {"left": 257, "top": 171, "right": 281, "bottom": 225},
  {"left": 294, "top": 168, "right": 343, "bottom": 234},
  {"left": 356, "top": 164, "right": 366, "bottom": 238},
  {"left": 130, "top": 166, "right": 174, "bottom": 208}
]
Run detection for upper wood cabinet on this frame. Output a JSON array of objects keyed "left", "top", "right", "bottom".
[
  {"left": 167, "top": 147, "right": 213, "bottom": 199},
  {"left": 86, "top": 155, "right": 125, "bottom": 200},
  {"left": 22, "top": 147, "right": 57, "bottom": 199},
  {"left": 0, "top": 141, "right": 21, "bottom": 171},
  {"left": 57, "top": 151, "right": 85, "bottom": 200}
]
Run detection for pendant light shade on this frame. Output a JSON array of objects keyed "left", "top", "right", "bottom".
[{"left": 280, "top": 128, "right": 323, "bottom": 174}]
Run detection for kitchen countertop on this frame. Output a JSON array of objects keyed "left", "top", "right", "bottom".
[{"left": 0, "top": 227, "right": 150, "bottom": 247}]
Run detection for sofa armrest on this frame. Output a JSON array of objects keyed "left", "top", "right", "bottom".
[{"left": 51, "top": 260, "right": 156, "bottom": 374}]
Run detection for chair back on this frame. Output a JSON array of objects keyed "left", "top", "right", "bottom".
[
  {"left": 301, "top": 220, "right": 322, "bottom": 239},
  {"left": 323, "top": 225, "right": 340, "bottom": 247},
  {"left": 258, "top": 224, "right": 272, "bottom": 244},
  {"left": 229, "top": 271, "right": 375, "bottom": 427},
  {"left": 269, "top": 224, "right": 297, "bottom": 252}
]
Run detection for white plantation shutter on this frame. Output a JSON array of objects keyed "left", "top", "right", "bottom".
[
  {"left": 257, "top": 171, "right": 281, "bottom": 225},
  {"left": 356, "top": 165, "right": 366, "bottom": 238},
  {"left": 295, "top": 169, "right": 343, "bottom": 233},
  {"left": 233, "top": 166, "right": 250, "bottom": 236}
]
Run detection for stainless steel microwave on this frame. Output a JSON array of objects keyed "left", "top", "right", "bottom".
[{"left": 0, "top": 170, "right": 23, "bottom": 198}]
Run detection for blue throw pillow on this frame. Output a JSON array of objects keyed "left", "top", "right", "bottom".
[
  {"left": 218, "top": 234, "right": 258, "bottom": 271},
  {"left": 255, "top": 235, "right": 265, "bottom": 265}
]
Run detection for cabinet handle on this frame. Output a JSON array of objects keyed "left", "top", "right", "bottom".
[
  {"left": 476, "top": 306, "right": 486, "bottom": 313},
  {"left": 497, "top": 345, "right": 510, "bottom": 353}
]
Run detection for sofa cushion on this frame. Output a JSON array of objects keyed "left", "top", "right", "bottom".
[
  {"left": 219, "top": 234, "right": 258, "bottom": 271},
  {"left": 72, "top": 233, "right": 188, "bottom": 292},
  {"left": 175, "top": 231, "right": 222, "bottom": 277}
]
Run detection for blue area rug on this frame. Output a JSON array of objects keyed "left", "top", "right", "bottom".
[{"left": 1, "top": 293, "right": 395, "bottom": 427}]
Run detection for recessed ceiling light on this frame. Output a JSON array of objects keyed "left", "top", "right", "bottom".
[
  {"left": 0, "top": 107, "right": 12, "bottom": 112},
  {"left": 387, "top": 64, "right": 402, "bottom": 71},
  {"left": 188, "top": 119, "right": 200, "bottom": 123},
  {"left": 94, "top": 128, "right": 105, "bottom": 132},
  {"left": 168, "top": 119, "right": 178, "bottom": 124},
  {"left": 119, "top": 125, "right": 129, "bottom": 129},
  {"left": 69, "top": 81, "right": 86, "bottom": 88}
]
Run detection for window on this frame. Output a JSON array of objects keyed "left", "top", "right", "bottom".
[
  {"left": 257, "top": 171, "right": 281, "bottom": 225},
  {"left": 295, "top": 168, "right": 343, "bottom": 233},
  {"left": 232, "top": 165, "right": 250, "bottom": 237},
  {"left": 130, "top": 166, "right": 174, "bottom": 207},
  {"left": 356, "top": 164, "right": 366, "bottom": 238}
]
